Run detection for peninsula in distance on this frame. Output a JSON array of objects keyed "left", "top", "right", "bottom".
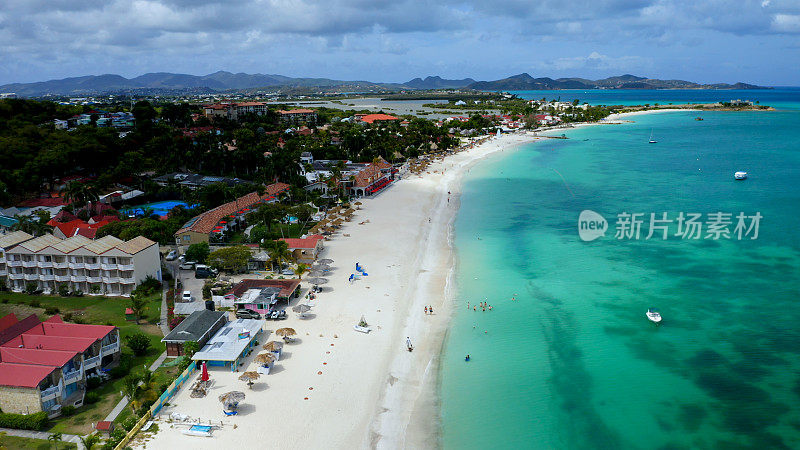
[{"left": 0, "top": 72, "right": 769, "bottom": 97}]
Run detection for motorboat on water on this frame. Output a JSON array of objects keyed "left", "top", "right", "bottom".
[
  {"left": 646, "top": 308, "right": 662, "bottom": 324},
  {"left": 695, "top": 117, "right": 704, "bottom": 121},
  {"left": 735, "top": 171, "right": 748, "bottom": 180}
]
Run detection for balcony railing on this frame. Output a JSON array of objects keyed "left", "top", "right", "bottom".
[
  {"left": 55, "top": 275, "right": 71, "bottom": 282},
  {"left": 8, "top": 272, "right": 23, "bottom": 280},
  {"left": 40, "top": 274, "right": 55, "bottom": 281},
  {"left": 22, "top": 260, "right": 37, "bottom": 268},
  {"left": 53, "top": 262, "right": 69, "bottom": 269},
  {"left": 63, "top": 369, "right": 82, "bottom": 384},
  {"left": 87, "top": 276, "right": 103, "bottom": 283},
  {"left": 8, "top": 260, "right": 22, "bottom": 267},
  {"left": 84, "top": 355, "right": 101, "bottom": 368},
  {"left": 0, "top": 268, "right": 6, "bottom": 276},
  {"left": 101, "top": 263, "right": 117, "bottom": 271},
  {"left": 120, "top": 277, "right": 135, "bottom": 284},
  {"left": 118, "top": 264, "right": 134, "bottom": 271},
  {"left": 71, "top": 275, "right": 86, "bottom": 282},
  {"left": 84, "top": 262, "right": 101, "bottom": 270},
  {"left": 102, "top": 276, "right": 120, "bottom": 284},
  {"left": 38, "top": 261, "right": 53, "bottom": 268},
  {"left": 40, "top": 385, "right": 60, "bottom": 400},
  {"left": 68, "top": 262, "right": 85, "bottom": 270},
  {"left": 24, "top": 273, "right": 38, "bottom": 281},
  {"left": 101, "top": 342, "right": 119, "bottom": 355}
]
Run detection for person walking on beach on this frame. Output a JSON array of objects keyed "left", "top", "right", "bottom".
[
  {"left": 429, "top": 306, "right": 433, "bottom": 315},
  {"left": 424, "top": 306, "right": 429, "bottom": 315},
  {"left": 406, "top": 337, "right": 413, "bottom": 352}
]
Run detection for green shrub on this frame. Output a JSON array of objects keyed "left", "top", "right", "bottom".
[
  {"left": 44, "top": 306, "right": 60, "bottom": 315},
  {"left": 29, "top": 299, "right": 41, "bottom": 308},
  {"left": 1, "top": 298, "right": 8, "bottom": 304},
  {"left": 25, "top": 283, "right": 37, "bottom": 294},
  {"left": 61, "top": 405, "right": 76, "bottom": 416},
  {"left": 121, "top": 415, "right": 137, "bottom": 431},
  {"left": 84, "top": 391, "right": 101, "bottom": 404},
  {"left": 124, "top": 332, "right": 151, "bottom": 357},
  {"left": 0, "top": 411, "right": 48, "bottom": 430},
  {"left": 58, "top": 284, "right": 70, "bottom": 297},
  {"left": 62, "top": 312, "right": 73, "bottom": 322},
  {"left": 0, "top": 279, "right": 6, "bottom": 291},
  {"left": 86, "top": 377, "right": 103, "bottom": 390}
]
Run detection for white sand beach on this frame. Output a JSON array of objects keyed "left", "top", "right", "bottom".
[{"left": 135, "top": 132, "right": 539, "bottom": 450}]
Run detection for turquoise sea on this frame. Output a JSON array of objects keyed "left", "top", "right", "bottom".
[{"left": 440, "top": 92, "right": 800, "bottom": 449}]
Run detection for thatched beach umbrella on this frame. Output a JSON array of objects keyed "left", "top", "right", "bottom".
[
  {"left": 219, "top": 391, "right": 245, "bottom": 409},
  {"left": 254, "top": 353, "right": 275, "bottom": 366},
  {"left": 354, "top": 202, "right": 362, "bottom": 206},
  {"left": 292, "top": 304, "right": 312, "bottom": 318},
  {"left": 307, "top": 277, "right": 328, "bottom": 285},
  {"left": 238, "top": 371, "right": 260, "bottom": 389},
  {"left": 263, "top": 341, "right": 283, "bottom": 352},
  {"left": 318, "top": 258, "right": 333, "bottom": 264},
  {"left": 308, "top": 270, "right": 325, "bottom": 277},
  {"left": 275, "top": 328, "right": 296, "bottom": 341}
]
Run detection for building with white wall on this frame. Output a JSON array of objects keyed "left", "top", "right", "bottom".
[{"left": 3, "top": 233, "right": 160, "bottom": 296}]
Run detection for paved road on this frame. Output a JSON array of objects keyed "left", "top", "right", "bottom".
[{"left": 0, "top": 427, "right": 84, "bottom": 448}]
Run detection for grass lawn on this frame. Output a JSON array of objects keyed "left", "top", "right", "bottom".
[
  {"left": 0, "top": 434, "right": 76, "bottom": 450},
  {"left": 0, "top": 290, "right": 166, "bottom": 435}
]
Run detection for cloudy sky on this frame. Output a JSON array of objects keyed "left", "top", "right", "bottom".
[{"left": 1, "top": 0, "right": 798, "bottom": 86}]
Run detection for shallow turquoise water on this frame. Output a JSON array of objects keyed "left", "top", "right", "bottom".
[{"left": 440, "top": 109, "right": 800, "bottom": 449}]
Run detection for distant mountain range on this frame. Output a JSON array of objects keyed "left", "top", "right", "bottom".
[
  {"left": 467, "top": 73, "right": 766, "bottom": 91},
  {"left": 0, "top": 71, "right": 769, "bottom": 97}
]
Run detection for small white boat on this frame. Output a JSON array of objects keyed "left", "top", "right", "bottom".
[
  {"left": 646, "top": 309, "right": 662, "bottom": 323},
  {"left": 649, "top": 130, "right": 657, "bottom": 144},
  {"left": 734, "top": 171, "right": 748, "bottom": 180}
]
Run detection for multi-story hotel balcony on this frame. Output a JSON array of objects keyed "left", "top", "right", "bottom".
[
  {"left": 84, "top": 262, "right": 101, "bottom": 270},
  {"left": 55, "top": 274, "right": 71, "bottom": 282},
  {"left": 120, "top": 276, "right": 135, "bottom": 284},
  {"left": 63, "top": 368, "right": 82, "bottom": 384},
  {"left": 24, "top": 273, "right": 38, "bottom": 281},
  {"left": 53, "top": 261, "right": 70, "bottom": 269},
  {"left": 86, "top": 276, "right": 103, "bottom": 283},
  {"left": 8, "top": 272, "right": 23, "bottom": 280},
  {"left": 22, "top": 260, "right": 37, "bottom": 268},
  {"left": 8, "top": 259, "right": 22, "bottom": 267},
  {"left": 71, "top": 275, "right": 87, "bottom": 282},
  {"left": 118, "top": 263, "right": 135, "bottom": 271},
  {"left": 84, "top": 355, "right": 101, "bottom": 369},
  {"left": 102, "top": 276, "right": 120, "bottom": 284},
  {"left": 100, "top": 263, "right": 117, "bottom": 271},
  {"left": 37, "top": 261, "right": 53, "bottom": 269},
  {"left": 101, "top": 341, "right": 120, "bottom": 355},
  {"left": 68, "top": 261, "right": 84, "bottom": 270},
  {"left": 40, "top": 274, "right": 55, "bottom": 281},
  {"left": 0, "top": 268, "right": 6, "bottom": 276},
  {"left": 40, "top": 385, "right": 60, "bottom": 401}
]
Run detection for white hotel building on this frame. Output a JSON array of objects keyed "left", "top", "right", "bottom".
[{"left": 0, "top": 231, "right": 160, "bottom": 297}]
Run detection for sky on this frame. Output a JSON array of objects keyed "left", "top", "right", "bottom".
[{"left": 0, "top": 0, "right": 799, "bottom": 86}]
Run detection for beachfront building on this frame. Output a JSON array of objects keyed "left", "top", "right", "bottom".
[
  {"left": 3, "top": 234, "right": 160, "bottom": 296},
  {"left": 228, "top": 279, "right": 301, "bottom": 303},
  {"left": 162, "top": 310, "right": 227, "bottom": 357},
  {"left": 0, "top": 231, "right": 33, "bottom": 283},
  {"left": 277, "top": 109, "right": 317, "bottom": 124},
  {"left": 280, "top": 236, "right": 324, "bottom": 264},
  {"left": 348, "top": 160, "right": 395, "bottom": 197},
  {"left": 153, "top": 172, "right": 251, "bottom": 190},
  {"left": 356, "top": 113, "right": 400, "bottom": 124},
  {"left": 191, "top": 318, "right": 264, "bottom": 371},
  {"left": 0, "top": 314, "right": 120, "bottom": 416},
  {"left": 174, "top": 182, "right": 291, "bottom": 245}
]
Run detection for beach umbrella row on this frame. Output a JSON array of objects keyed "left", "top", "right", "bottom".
[{"left": 263, "top": 341, "right": 283, "bottom": 352}]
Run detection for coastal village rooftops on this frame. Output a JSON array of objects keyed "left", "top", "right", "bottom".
[
  {"left": 0, "top": 362, "right": 55, "bottom": 388},
  {"left": 26, "top": 319, "right": 116, "bottom": 341},
  {"left": 16, "top": 234, "right": 63, "bottom": 253},
  {"left": 229, "top": 279, "right": 301, "bottom": 299},
  {"left": 82, "top": 235, "right": 124, "bottom": 254},
  {"left": 0, "top": 230, "right": 33, "bottom": 249},
  {"left": 162, "top": 310, "right": 226, "bottom": 343},
  {"left": 7, "top": 233, "right": 156, "bottom": 256},
  {"left": 50, "top": 235, "right": 93, "bottom": 253},
  {"left": 2, "top": 334, "right": 97, "bottom": 352},
  {"left": 278, "top": 109, "right": 315, "bottom": 115},
  {"left": 359, "top": 114, "right": 400, "bottom": 124},
  {"left": 176, "top": 182, "right": 290, "bottom": 235},
  {"left": 280, "top": 237, "right": 323, "bottom": 249}
]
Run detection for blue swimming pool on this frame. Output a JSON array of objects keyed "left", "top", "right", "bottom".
[
  {"left": 121, "top": 201, "right": 196, "bottom": 218},
  {"left": 190, "top": 425, "right": 212, "bottom": 432}
]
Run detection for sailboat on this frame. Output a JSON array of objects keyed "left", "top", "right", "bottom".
[
  {"left": 648, "top": 130, "right": 657, "bottom": 144},
  {"left": 646, "top": 308, "right": 662, "bottom": 324}
]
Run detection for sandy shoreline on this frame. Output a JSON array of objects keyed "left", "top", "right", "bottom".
[{"left": 135, "top": 133, "right": 539, "bottom": 450}]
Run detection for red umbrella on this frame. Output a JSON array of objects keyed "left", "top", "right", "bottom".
[
  {"left": 201, "top": 362, "right": 209, "bottom": 382},
  {"left": 219, "top": 221, "right": 227, "bottom": 224}
]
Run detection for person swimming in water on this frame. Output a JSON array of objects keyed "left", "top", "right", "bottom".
[{"left": 465, "top": 355, "right": 470, "bottom": 362}]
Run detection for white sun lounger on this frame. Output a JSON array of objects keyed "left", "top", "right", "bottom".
[{"left": 354, "top": 325, "right": 371, "bottom": 333}]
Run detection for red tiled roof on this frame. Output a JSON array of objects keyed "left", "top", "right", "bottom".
[
  {"left": 229, "top": 279, "right": 301, "bottom": 299},
  {"left": 360, "top": 114, "right": 399, "bottom": 124},
  {"left": 54, "top": 220, "right": 86, "bottom": 238},
  {"left": 354, "top": 160, "right": 392, "bottom": 188},
  {"left": 25, "top": 321, "right": 115, "bottom": 341},
  {"left": 0, "top": 314, "right": 41, "bottom": 346},
  {"left": 0, "top": 313, "right": 18, "bottom": 333},
  {"left": 96, "top": 421, "right": 114, "bottom": 431},
  {"left": 0, "top": 362, "right": 55, "bottom": 388},
  {"left": 2, "top": 334, "right": 97, "bottom": 352},
  {"left": 18, "top": 197, "right": 68, "bottom": 208},
  {"left": 75, "top": 227, "right": 98, "bottom": 239},
  {"left": 280, "top": 238, "right": 321, "bottom": 249},
  {"left": 0, "top": 347, "right": 76, "bottom": 367},
  {"left": 176, "top": 182, "right": 290, "bottom": 235}
]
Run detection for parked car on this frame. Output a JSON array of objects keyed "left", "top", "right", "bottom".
[
  {"left": 179, "top": 261, "right": 197, "bottom": 270},
  {"left": 165, "top": 250, "right": 177, "bottom": 261},
  {"left": 235, "top": 309, "right": 261, "bottom": 319},
  {"left": 182, "top": 290, "right": 193, "bottom": 302},
  {"left": 195, "top": 264, "right": 218, "bottom": 279},
  {"left": 281, "top": 269, "right": 295, "bottom": 276}
]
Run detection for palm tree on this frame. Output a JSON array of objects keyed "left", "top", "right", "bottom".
[
  {"left": 121, "top": 375, "right": 140, "bottom": 409},
  {"left": 263, "top": 240, "right": 292, "bottom": 271},
  {"left": 47, "top": 432, "right": 62, "bottom": 449},
  {"left": 63, "top": 181, "right": 99, "bottom": 213},
  {"left": 79, "top": 433, "right": 101, "bottom": 450},
  {"left": 293, "top": 263, "right": 308, "bottom": 279}
]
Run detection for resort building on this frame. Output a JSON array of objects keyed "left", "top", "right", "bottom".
[
  {"left": 0, "top": 314, "right": 120, "bottom": 417},
  {"left": 153, "top": 172, "right": 251, "bottom": 190},
  {"left": 202, "top": 102, "right": 268, "bottom": 121},
  {"left": 348, "top": 160, "right": 395, "bottom": 197},
  {"left": 191, "top": 318, "right": 264, "bottom": 371},
  {"left": 279, "top": 236, "right": 324, "bottom": 264},
  {"left": 162, "top": 309, "right": 227, "bottom": 357},
  {"left": 357, "top": 113, "right": 400, "bottom": 124},
  {"left": 174, "top": 182, "right": 290, "bottom": 246},
  {"left": 0, "top": 231, "right": 34, "bottom": 283},
  {"left": 277, "top": 109, "right": 317, "bottom": 124},
  {"left": 3, "top": 234, "right": 160, "bottom": 297},
  {"left": 223, "top": 278, "right": 302, "bottom": 315}
]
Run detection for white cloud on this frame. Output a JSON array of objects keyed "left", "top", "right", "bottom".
[{"left": 772, "top": 13, "right": 800, "bottom": 32}]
